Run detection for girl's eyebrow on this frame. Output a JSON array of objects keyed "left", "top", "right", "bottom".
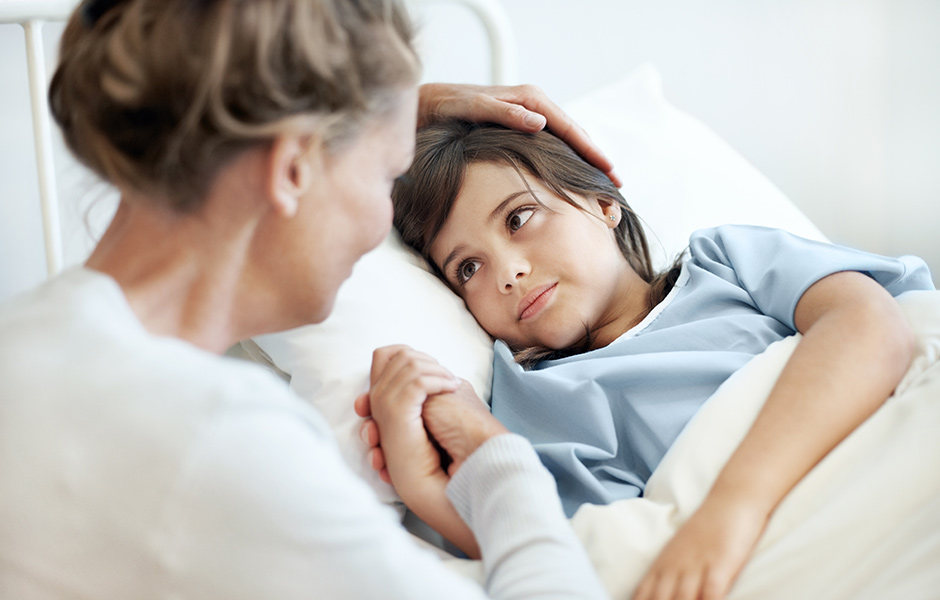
[
  {"left": 441, "top": 190, "right": 532, "bottom": 276},
  {"left": 487, "top": 190, "right": 530, "bottom": 224}
]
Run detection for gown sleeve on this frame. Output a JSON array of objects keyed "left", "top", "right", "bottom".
[{"left": 688, "top": 224, "right": 934, "bottom": 331}]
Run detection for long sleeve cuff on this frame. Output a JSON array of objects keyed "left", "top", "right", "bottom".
[{"left": 446, "top": 433, "right": 608, "bottom": 599}]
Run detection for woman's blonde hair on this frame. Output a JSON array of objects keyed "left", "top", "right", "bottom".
[
  {"left": 392, "top": 121, "right": 683, "bottom": 366},
  {"left": 50, "top": 0, "right": 419, "bottom": 211}
]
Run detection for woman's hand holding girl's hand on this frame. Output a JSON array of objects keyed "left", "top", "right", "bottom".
[
  {"left": 418, "top": 83, "right": 622, "bottom": 187},
  {"left": 354, "top": 345, "right": 460, "bottom": 499},
  {"left": 632, "top": 494, "right": 769, "bottom": 600},
  {"left": 355, "top": 345, "right": 500, "bottom": 557},
  {"left": 355, "top": 349, "right": 508, "bottom": 485}
]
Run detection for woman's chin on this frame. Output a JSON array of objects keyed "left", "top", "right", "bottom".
[{"left": 309, "top": 293, "right": 338, "bottom": 325}]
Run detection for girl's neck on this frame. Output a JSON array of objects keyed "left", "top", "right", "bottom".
[{"left": 588, "top": 265, "right": 653, "bottom": 351}]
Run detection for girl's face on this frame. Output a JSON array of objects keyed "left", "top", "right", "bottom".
[{"left": 428, "top": 162, "right": 651, "bottom": 351}]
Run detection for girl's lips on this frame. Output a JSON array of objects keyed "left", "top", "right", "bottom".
[{"left": 518, "top": 283, "right": 557, "bottom": 320}]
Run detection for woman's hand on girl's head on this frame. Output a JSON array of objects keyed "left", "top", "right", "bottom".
[{"left": 418, "top": 83, "right": 622, "bottom": 187}]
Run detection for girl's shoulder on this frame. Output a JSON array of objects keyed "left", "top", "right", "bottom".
[{"left": 686, "top": 224, "right": 834, "bottom": 273}]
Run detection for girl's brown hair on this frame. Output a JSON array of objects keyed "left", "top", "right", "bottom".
[
  {"left": 50, "top": 0, "right": 419, "bottom": 212},
  {"left": 392, "top": 121, "right": 683, "bottom": 366}
]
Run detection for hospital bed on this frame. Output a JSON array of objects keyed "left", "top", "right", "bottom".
[{"left": 3, "top": 1, "right": 939, "bottom": 598}]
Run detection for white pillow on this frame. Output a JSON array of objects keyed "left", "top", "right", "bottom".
[
  {"left": 244, "top": 64, "right": 824, "bottom": 505},
  {"left": 564, "top": 63, "right": 826, "bottom": 269}
]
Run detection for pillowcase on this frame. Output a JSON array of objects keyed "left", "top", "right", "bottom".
[{"left": 244, "top": 64, "right": 824, "bottom": 506}]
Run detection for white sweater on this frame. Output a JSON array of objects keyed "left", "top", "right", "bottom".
[{"left": 0, "top": 268, "right": 605, "bottom": 600}]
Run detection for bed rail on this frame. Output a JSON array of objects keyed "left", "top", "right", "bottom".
[{"left": 1, "top": 0, "right": 78, "bottom": 276}]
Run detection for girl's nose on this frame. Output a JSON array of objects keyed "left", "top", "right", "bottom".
[{"left": 498, "top": 257, "right": 529, "bottom": 293}]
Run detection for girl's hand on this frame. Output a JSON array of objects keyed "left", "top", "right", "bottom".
[
  {"left": 422, "top": 379, "right": 508, "bottom": 476},
  {"left": 418, "top": 82, "right": 621, "bottom": 187},
  {"left": 632, "top": 496, "right": 768, "bottom": 600}
]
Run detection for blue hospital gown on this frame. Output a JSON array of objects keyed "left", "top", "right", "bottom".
[{"left": 489, "top": 225, "right": 934, "bottom": 517}]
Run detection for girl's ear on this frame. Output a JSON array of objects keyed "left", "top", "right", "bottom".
[
  {"left": 596, "top": 196, "right": 622, "bottom": 228},
  {"left": 266, "top": 136, "right": 315, "bottom": 218}
]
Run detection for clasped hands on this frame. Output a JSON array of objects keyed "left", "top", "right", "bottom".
[
  {"left": 354, "top": 345, "right": 505, "bottom": 488},
  {"left": 354, "top": 345, "right": 504, "bottom": 557}
]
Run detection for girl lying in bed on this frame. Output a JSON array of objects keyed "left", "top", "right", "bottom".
[{"left": 357, "top": 121, "right": 935, "bottom": 599}]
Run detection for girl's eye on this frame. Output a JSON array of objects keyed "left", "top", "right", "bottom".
[
  {"left": 508, "top": 207, "right": 535, "bottom": 232},
  {"left": 456, "top": 259, "right": 482, "bottom": 285}
]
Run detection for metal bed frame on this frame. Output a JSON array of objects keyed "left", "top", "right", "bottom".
[{"left": 0, "top": 0, "right": 516, "bottom": 278}]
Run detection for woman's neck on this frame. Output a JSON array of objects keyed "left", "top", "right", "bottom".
[
  {"left": 85, "top": 153, "right": 279, "bottom": 353},
  {"left": 85, "top": 203, "right": 239, "bottom": 353}
]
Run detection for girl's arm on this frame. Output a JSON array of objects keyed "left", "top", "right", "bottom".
[{"left": 633, "top": 270, "right": 915, "bottom": 600}]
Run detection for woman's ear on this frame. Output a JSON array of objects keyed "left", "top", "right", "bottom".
[{"left": 266, "top": 136, "right": 315, "bottom": 218}]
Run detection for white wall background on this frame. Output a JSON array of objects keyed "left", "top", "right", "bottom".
[{"left": 1, "top": 0, "right": 937, "bottom": 302}]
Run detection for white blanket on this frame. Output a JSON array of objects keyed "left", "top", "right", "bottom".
[{"left": 445, "top": 291, "right": 940, "bottom": 598}]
